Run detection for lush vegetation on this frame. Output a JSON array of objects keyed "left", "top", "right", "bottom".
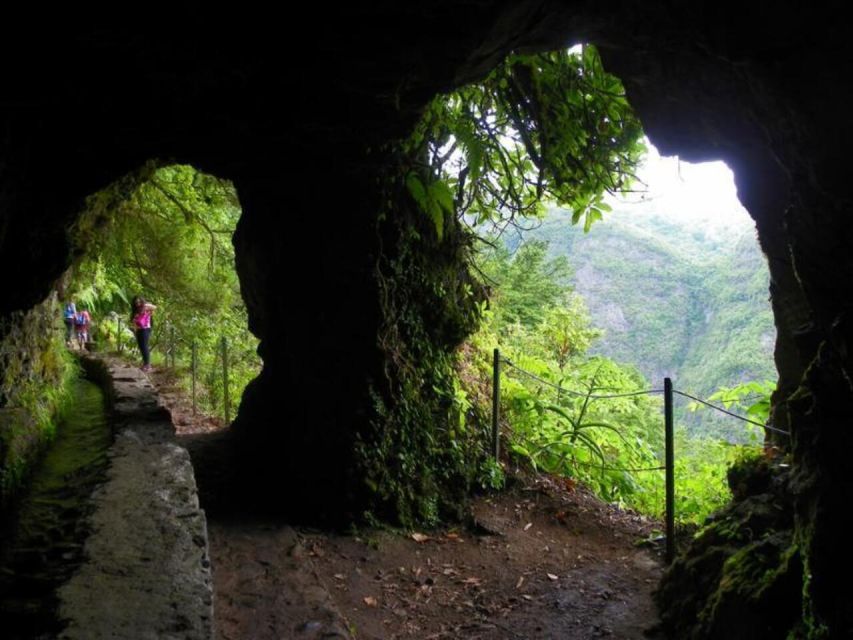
[
  {"left": 401, "top": 42, "right": 766, "bottom": 523},
  {"left": 468, "top": 240, "right": 761, "bottom": 523},
  {"left": 0, "top": 297, "right": 79, "bottom": 505},
  {"left": 3, "top": 162, "right": 258, "bottom": 508},
  {"left": 366, "top": 44, "right": 650, "bottom": 525},
  {"left": 69, "top": 163, "right": 260, "bottom": 420},
  {"left": 525, "top": 206, "right": 776, "bottom": 442},
  {"left": 405, "top": 44, "right": 645, "bottom": 239}
]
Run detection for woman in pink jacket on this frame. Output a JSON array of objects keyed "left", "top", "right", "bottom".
[{"left": 131, "top": 296, "right": 157, "bottom": 371}]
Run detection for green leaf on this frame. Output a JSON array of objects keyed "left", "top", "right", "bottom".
[
  {"left": 406, "top": 173, "right": 428, "bottom": 210},
  {"left": 584, "top": 208, "right": 603, "bottom": 233},
  {"left": 427, "top": 200, "right": 444, "bottom": 240},
  {"left": 429, "top": 180, "right": 455, "bottom": 215}
]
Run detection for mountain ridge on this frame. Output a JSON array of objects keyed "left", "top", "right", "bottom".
[{"left": 517, "top": 205, "right": 776, "bottom": 441}]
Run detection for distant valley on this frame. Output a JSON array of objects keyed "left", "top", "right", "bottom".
[{"left": 512, "top": 201, "right": 777, "bottom": 442}]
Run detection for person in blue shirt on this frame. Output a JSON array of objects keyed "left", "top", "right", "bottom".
[{"left": 63, "top": 301, "right": 77, "bottom": 346}]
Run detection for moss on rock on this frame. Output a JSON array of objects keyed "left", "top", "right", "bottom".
[
  {"left": 656, "top": 459, "right": 801, "bottom": 639},
  {"left": 356, "top": 166, "right": 489, "bottom": 527},
  {"left": 0, "top": 292, "right": 76, "bottom": 505}
]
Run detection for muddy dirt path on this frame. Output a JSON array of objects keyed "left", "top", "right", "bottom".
[
  {"left": 303, "top": 476, "right": 663, "bottom": 639},
  {"left": 151, "top": 369, "right": 664, "bottom": 639}
]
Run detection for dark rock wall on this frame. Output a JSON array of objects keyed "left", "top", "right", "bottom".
[
  {"left": 0, "top": 293, "right": 70, "bottom": 503},
  {"left": 1, "top": 4, "right": 851, "bottom": 636}
]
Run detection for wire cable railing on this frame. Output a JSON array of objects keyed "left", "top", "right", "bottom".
[
  {"left": 500, "top": 355, "right": 788, "bottom": 438},
  {"left": 672, "top": 389, "right": 790, "bottom": 436},
  {"left": 502, "top": 357, "right": 664, "bottom": 399},
  {"left": 570, "top": 459, "right": 667, "bottom": 473},
  {"left": 490, "top": 348, "right": 787, "bottom": 563}
]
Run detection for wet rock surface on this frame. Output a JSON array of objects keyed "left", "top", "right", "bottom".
[
  {"left": 0, "top": 377, "right": 111, "bottom": 639},
  {"left": 56, "top": 359, "right": 213, "bottom": 639},
  {"left": 656, "top": 459, "right": 799, "bottom": 639}
]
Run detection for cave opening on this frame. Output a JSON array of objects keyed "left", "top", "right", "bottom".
[
  {"left": 64, "top": 162, "right": 261, "bottom": 424},
  {"left": 400, "top": 35, "right": 799, "bottom": 636},
  {"left": 495, "top": 140, "right": 781, "bottom": 528},
  {"left": 422, "top": 40, "right": 781, "bottom": 535}
]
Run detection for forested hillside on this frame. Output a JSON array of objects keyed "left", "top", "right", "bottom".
[{"left": 516, "top": 202, "right": 776, "bottom": 442}]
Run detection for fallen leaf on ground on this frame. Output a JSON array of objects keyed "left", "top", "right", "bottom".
[
  {"left": 516, "top": 576, "right": 525, "bottom": 589},
  {"left": 334, "top": 573, "right": 345, "bottom": 580},
  {"left": 523, "top": 523, "right": 533, "bottom": 531},
  {"left": 547, "top": 573, "right": 559, "bottom": 581},
  {"left": 364, "top": 596, "right": 379, "bottom": 607},
  {"left": 411, "top": 533, "right": 430, "bottom": 543}
]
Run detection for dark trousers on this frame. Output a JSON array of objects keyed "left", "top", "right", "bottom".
[{"left": 135, "top": 328, "right": 151, "bottom": 365}]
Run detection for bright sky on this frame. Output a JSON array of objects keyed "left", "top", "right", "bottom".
[
  {"left": 608, "top": 139, "right": 752, "bottom": 231},
  {"left": 565, "top": 43, "right": 751, "bottom": 229}
]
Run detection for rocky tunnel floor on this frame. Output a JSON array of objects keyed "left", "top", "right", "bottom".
[
  {"left": 300, "top": 477, "right": 663, "bottom": 640},
  {"left": 153, "top": 368, "right": 665, "bottom": 640}
]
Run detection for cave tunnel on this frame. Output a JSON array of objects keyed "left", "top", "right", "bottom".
[{"left": 2, "top": 4, "right": 852, "bottom": 637}]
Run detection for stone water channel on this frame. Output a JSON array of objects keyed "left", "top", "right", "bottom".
[
  {"left": 0, "top": 376, "right": 111, "bottom": 638},
  {"left": 0, "top": 357, "right": 213, "bottom": 639}
]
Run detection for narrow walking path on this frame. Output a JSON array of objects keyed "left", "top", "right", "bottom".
[
  {"left": 56, "top": 358, "right": 212, "bottom": 639},
  {"left": 302, "top": 476, "right": 663, "bottom": 640},
  {"left": 1, "top": 357, "right": 663, "bottom": 639},
  {"left": 150, "top": 369, "right": 664, "bottom": 640}
]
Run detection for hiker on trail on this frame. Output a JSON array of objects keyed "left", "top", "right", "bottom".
[
  {"left": 131, "top": 296, "right": 157, "bottom": 372},
  {"left": 74, "top": 307, "right": 91, "bottom": 349},
  {"left": 63, "top": 301, "right": 77, "bottom": 346}
]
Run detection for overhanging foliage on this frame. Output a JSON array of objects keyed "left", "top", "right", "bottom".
[{"left": 407, "top": 44, "right": 646, "bottom": 238}]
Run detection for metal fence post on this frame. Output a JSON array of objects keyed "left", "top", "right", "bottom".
[
  {"left": 665, "top": 377, "right": 675, "bottom": 563},
  {"left": 191, "top": 340, "right": 198, "bottom": 416},
  {"left": 222, "top": 336, "right": 231, "bottom": 424},
  {"left": 492, "top": 348, "right": 501, "bottom": 461}
]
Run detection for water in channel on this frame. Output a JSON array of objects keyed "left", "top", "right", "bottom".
[{"left": 0, "top": 377, "right": 112, "bottom": 639}]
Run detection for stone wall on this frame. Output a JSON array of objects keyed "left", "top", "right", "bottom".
[
  {"left": 57, "top": 358, "right": 213, "bottom": 639},
  {"left": 0, "top": 292, "right": 71, "bottom": 503}
]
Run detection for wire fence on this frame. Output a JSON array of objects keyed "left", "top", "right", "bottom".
[
  {"left": 502, "top": 358, "right": 665, "bottom": 399},
  {"left": 671, "top": 389, "right": 790, "bottom": 437},
  {"left": 490, "top": 349, "right": 788, "bottom": 562},
  {"left": 98, "top": 314, "right": 242, "bottom": 423},
  {"left": 93, "top": 311, "right": 784, "bottom": 560}
]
